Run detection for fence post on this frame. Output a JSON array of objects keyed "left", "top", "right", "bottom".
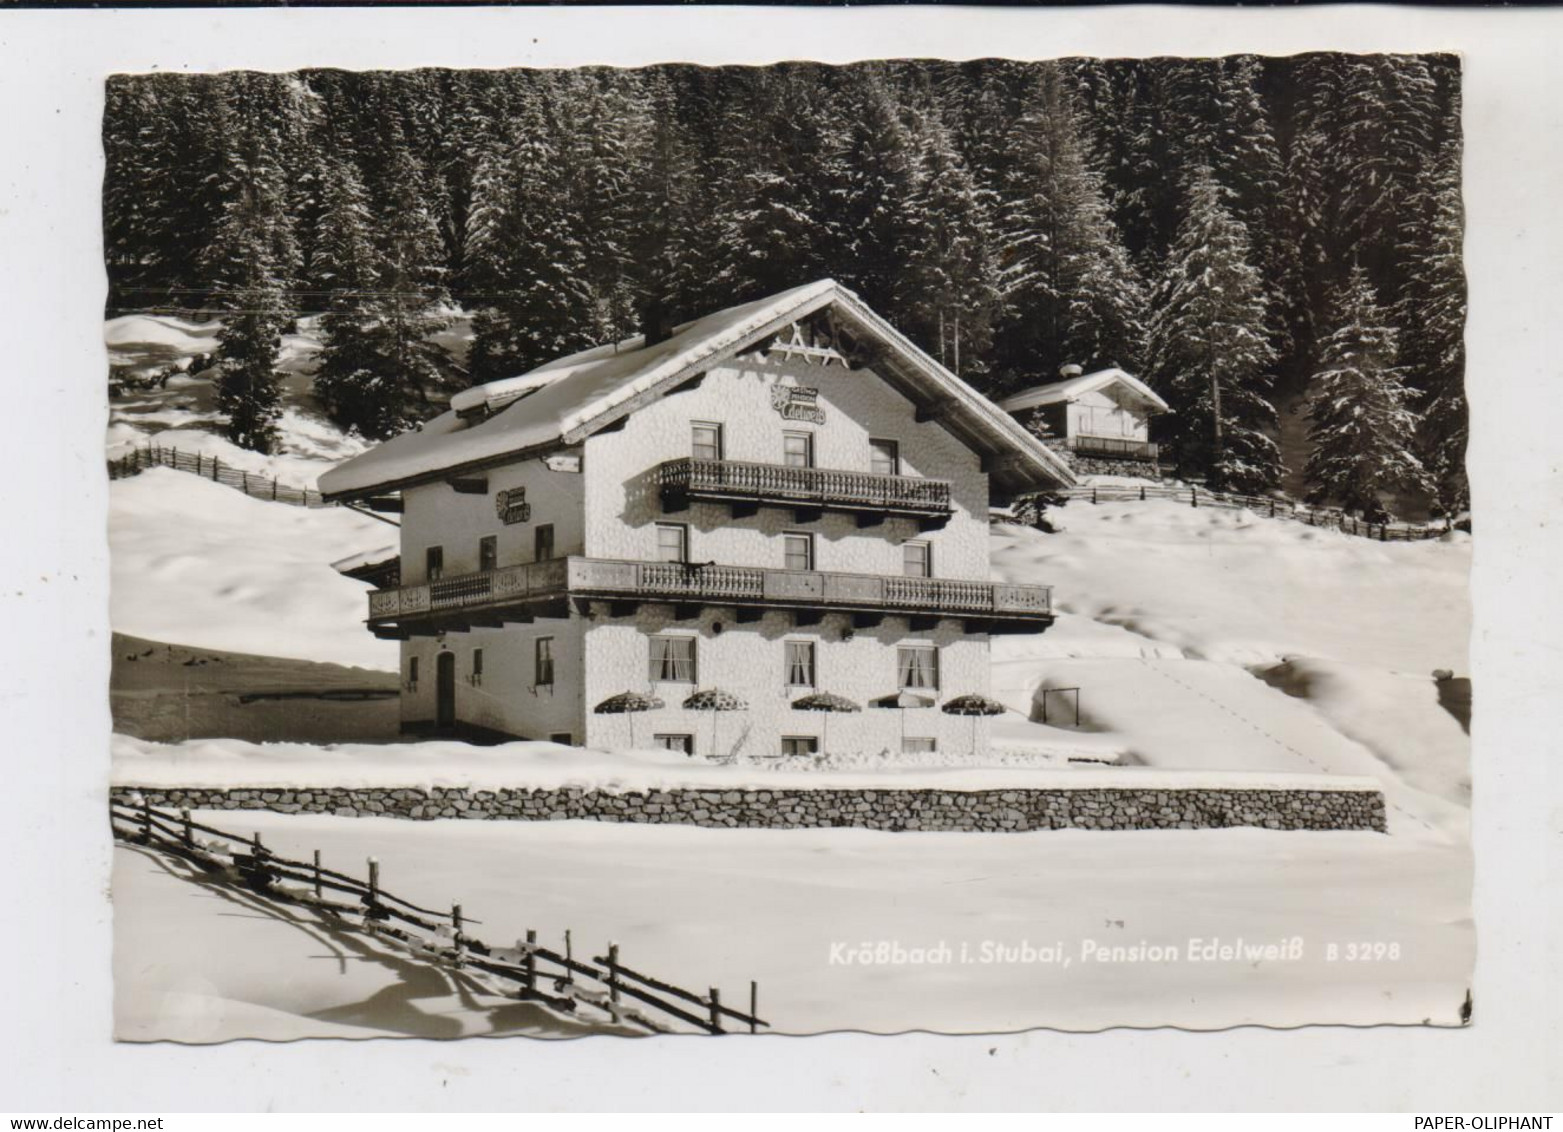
[
  {"left": 180, "top": 807, "right": 192, "bottom": 848},
  {"left": 606, "top": 942, "right": 621, "bottom": 1008},
  {"left": 707, "top": 987, "right": 723, "bottom": 1034},
  {"left": 313, "top": 849, "right": 322, "bottom": 900},
  {"left": 1139, "top": 485, "right": 1146, "bottom": 502},
  {"left": 1091, "top": 487, "right": 1098, "bottom": 504},
  {"left": 749, "top": 981, "right": 759, "bottom": 1034},
  {"left": 242, "top": 471, "right": 249, "bottom": 495},
  {"left": 272, "top": 478, "right": 278, "bottom": 502},
  {"left": 525, "top": 928, "right": 537, "bottom": 993},
  {"left": 1269, "top": 499, "right": 1276, "bottom": 518},
  {"left": 366, "top": 857, "right": 380, "bottom": 923},
  {"left": 140, "top": 798, "right": 152, "bottom": 842},
  {"left": 212, "top": 456, "right": 220, "bottom": 482},
  {"left": 1190, "top": 487, "right": 1198, "bottom": 508}
]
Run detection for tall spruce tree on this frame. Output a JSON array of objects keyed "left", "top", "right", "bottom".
[
  {"left": 1146, "top": 168, "right": 1282, "bottom": 492},
  {"left": 1304, "top": 266, "right": 1430, "bottom": 519},
  {"left": 1397, "top": 140, "right": 1467, "bottom": 516},
  {"left": 202, "top": 74, "right": 300, "bottom": 452},
  {"left": 993, "top": 68, "right": 1148, "bottom": 392}
]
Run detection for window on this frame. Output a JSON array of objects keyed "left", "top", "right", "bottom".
[
  {"left": 691, "top": 422, "right": 724, "bottom": 461},
  {"left": 655, "top": 734, "right": 694, "bottom": 755},
  {"left": 534, "top": 637, "right": 555, "bottom": 688},
  {"left": 870, "top": 438, "right": 901, "bottom": 476},
  {"left": 407, "top": 656, "right": 419, "bottom": 691},
  {"left": 897, "top": 645, "right": 940, "bottom": 691},
  {"left": 549, "top": 732, "right": 574, "bottom": 746},
  {"left": 425, "top": 545, "right": 444, "bottom": 582},
  {"left": 784, "top": 640, "right": 816, "bottom": 687},
  {"left": 902, "top": 737, "right": 938, "bottom": 755},
  {"left": 534, "top": 523, "right": 555, "bottom": 562},
  {"left": 656, "top": 523, "right": 689, "bottom": 563},
  {"left": 649, "top": 636, "right": 697, "bottom": 683},
  {"left": 783, "top": 532, "right": 814, "bottom": 572},
  {"left": 479, "top": 535, "right": 498, "bottom": 573},
  {"left": 783, "top": 431, "right": 814, "bottom": 468},
  {"left": 781, "top": 736, "right": 820, "bottom": 758},
  {"left": 903, "top": 540, "right": 932, "bottom": 578},
  {"left": 472, "top": 648, "right": 484, "bottom": 685}
]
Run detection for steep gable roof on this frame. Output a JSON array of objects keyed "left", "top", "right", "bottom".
[
  {"left": 320, "top": 279, "right": 1075, "bottom": 500},
  {"left": 997, "top": 367, "right": 1171, "bottom": 415}
]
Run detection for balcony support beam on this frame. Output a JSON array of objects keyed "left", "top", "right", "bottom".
[
  {"left": 730, "top": 500, "right": 760, "bottom": 519},
  {"left": 908, "top": 615, "right": 939, "bottom": 632},
  {"left": 736, "top": 607, "right": 764, "bottom": 624},
  {"left": 793, "top": 506, "right": 823, "bottom": 525},
  {"left": 793, "top": 610, "right": 824, "bottom": 628},
  {"left": 852, "top": 612, "right": 883, "bottom": 630},
  {"left": 855, "top": 512, "right": 886, "bottom": 530},
  {"left": 673, "top": 603, "right": 701, "bottom": 622}
]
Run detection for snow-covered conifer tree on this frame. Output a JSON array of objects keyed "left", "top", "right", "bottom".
[
  {"left": 1304, "top": 266, "right": 1431, "bottom": 519},
  {"left": 1146, "top": 168, "right": 1282, "bottom": 492}
]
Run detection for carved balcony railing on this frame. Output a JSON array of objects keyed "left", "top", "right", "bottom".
[
  {"left": 1068, "top": 435, "right": 1160, "bottom": 461},
  {"left": 367, "top": 556, "right": 1052, "bottom": 635},
  {"left": 656, "top": 457, "right": 954, "bottom": 526}
]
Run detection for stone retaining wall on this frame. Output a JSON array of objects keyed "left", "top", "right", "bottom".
[{"left": 113, "top": 783, "right": 1386, "bottom": 833}]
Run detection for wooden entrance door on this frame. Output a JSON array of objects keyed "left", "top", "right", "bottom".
[{"left": 436, "top": 651, "right": 456, "bottom": 730}]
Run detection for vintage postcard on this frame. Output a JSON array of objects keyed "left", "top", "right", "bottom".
[{"left": 102, "top": 52, "right": 1472, "bottom": 1042}]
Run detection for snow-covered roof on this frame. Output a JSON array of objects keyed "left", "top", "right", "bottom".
[
  {"left": 320, "top": 280, "right": 1075, "bottom": 499},
  {"left": 997, "top": 368, "right": 1171, "bottom": 415}
]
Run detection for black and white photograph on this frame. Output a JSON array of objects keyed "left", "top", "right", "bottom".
[{"left": 96, "top": 49, "right": 1480, "bottom": 1044}]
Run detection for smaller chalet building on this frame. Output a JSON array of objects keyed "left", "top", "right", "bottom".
[
  {"left": 320, "top": 280, "right": 1074, "bottom": 758},
  {"left": 998, "top": 365, "right": 1170, "bottom": 477}
]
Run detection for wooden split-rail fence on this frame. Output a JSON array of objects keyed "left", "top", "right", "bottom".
[
  {"left": 110, "top": 798, "right": 768, "bottom": 1036},
  {"left": 108, "top": 444, "right": 326, "bottom": 508},
  {"left": 1048, "top": 482, "right": 1453, "bottom": 543}
]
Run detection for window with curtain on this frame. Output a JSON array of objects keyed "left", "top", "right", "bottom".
[
  {"left": 783, "top": 431, "right": 814, "bottom": 468},
  {"left": 783, "top": 532, "right": 814, "bottom": 571},
  {"left": 649, "top": 636, "right": 697, "bottom": 683},
  {"left": 897, "top": 645, "right": 939, "bottom": 690},
  {"left": 472, "top": 648, "right": 484, "bottom": 684},
  {"left": 691, "top": 422, "right": 723, "bottom": 461},
  {"left": 533, "top": 524, "right": 555, "bottom": 562},
  {"left": 781, "top": 736, "right": 819, "bottom": 758},
  {"left": 870, "top": 438, "right": 900, "bottom": 476},
  {"left": 656, "top": 524, "right": 688, "bottom": 563},
  {"left": 903, "top": 540, "right": 932, "bottom": 578},
  {"left": 784, "top": 640, "right": 816, "bottom": 687},
  {"left": 425, "top": 545, "right": 444, "bottom": 581},
  {"left": 534, "top": 637, "right": 555, "bottom": 687}
]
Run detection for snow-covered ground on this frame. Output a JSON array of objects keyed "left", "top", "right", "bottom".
[
  {"left": 113, "top": 812, "right": 1472, "bottom": 1041},
  {"left": 111, "top": 731, "right": 1378, "bottom": 796},
  {"left": 109, "top": 468, "right": 397, "bottom": 670},
  {"left": 989, "top": 499, "right": 1471, "bottom": 839}
]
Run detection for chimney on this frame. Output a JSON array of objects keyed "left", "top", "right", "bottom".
[
  {"left": 1059, "top": 363, "right": 1084, "bottom": 379},
  {"left": 639, "top": 298, "right": 676, "bottom": 347}
]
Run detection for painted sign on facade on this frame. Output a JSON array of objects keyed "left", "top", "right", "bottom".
[
  {"left": 495, "top": 487, "right": 532, "bottom": 525},
  {"left": 770, "top": 384, "right": 826, "bottom": 425}
]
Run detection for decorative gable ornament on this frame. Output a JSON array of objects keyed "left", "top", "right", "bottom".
[
  {"left": 770, "top": 384, "right": 827, "bottom": 425},
  {"left": 495, "top": 487, "right": 532, "bottom": 525},
  {"left": 767, "top": 320, "right": 847, "bottom": 367}
]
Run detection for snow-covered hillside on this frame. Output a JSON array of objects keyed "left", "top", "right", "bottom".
[
  {"left": 110, "top": 468, "right": 397, "bottom": 671},
  {"left": 989, "top": 498, "right": 1471, "bottom": 837}
]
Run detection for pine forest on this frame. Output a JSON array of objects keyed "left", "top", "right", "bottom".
[{"left": 102, "top": 56, "right": 1467, "bottom": 517}]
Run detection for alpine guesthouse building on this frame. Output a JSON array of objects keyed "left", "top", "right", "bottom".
[{"left": 320, "top": 280, "right": 1075, "bottom": 759}]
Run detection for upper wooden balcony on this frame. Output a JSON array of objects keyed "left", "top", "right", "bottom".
[
  {"left": 1069, "top": 435, "right": 1160, "bottom": 461},
  {"left": 367, "top": 556, "right": 1053, "bottom": 638},
  {"left": 656, "top": 457, "right": 954, "bottom": 529}
]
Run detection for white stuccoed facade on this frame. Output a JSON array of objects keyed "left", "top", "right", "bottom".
[{"left": 325, "top": 281, "right": 1072, "bottom": 759}]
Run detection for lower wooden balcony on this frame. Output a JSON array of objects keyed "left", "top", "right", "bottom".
[
  {"left": 656, "top": 457, "right": 954, "bottom": 529},
  {"left": 367, "top": 557, "right": 1053, "bottom": 637}
]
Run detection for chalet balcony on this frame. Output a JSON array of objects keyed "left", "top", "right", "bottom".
[
  {"left": 656, "top": 457, "right": 954, "bottom": 529},
  {"left": 1068, "top": 435, "right": 1160, "bottom": 461},
  {"left": 367, "top": 557, "right": 1053, "bottom": 637}
]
